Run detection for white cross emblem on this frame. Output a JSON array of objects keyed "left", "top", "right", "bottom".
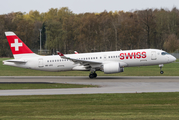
[{"left": 11, "top": 39, "right": 23, "bottom": 51}]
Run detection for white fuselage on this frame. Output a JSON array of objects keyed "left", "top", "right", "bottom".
[{"left": 3, "top": 49, "right": 176, "bottom": 72}]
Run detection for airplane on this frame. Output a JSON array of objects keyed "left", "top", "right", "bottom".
[{"left": 3, "top": 31, "right": 176, "bottom": 79}]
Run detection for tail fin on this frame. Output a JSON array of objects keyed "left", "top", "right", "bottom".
[{"left": 5, "top": 32, "right": 39, "bottom": 59}]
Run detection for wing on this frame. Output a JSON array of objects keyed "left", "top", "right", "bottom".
[{"left": 57, "top": 51, "right": 102, "bottom": 66}]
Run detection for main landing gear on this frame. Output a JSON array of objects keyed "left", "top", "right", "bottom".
[
  {"left": 159, "top": 64, "right": 164, "bottom": 74},
  {"left": 89, "top": 72, "right": 97, "bottom": 79},
  {"left": 89, "top": 68, "right": 97, "bottom": 79}
]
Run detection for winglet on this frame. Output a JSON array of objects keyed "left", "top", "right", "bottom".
[
  {"left": 57, "top": 51, "right": 64, "bottom": 56},
  {"left": 74, "top": 51, "right": 79, "bottom": 54}
]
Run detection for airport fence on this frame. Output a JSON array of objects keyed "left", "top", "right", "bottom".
[{"left": 171, "top": 49, "right": 179, "bottom": 59}]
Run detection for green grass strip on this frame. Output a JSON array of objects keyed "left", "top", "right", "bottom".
[{"left": 0, "top": 93, "right": 179, "bottom": 119}]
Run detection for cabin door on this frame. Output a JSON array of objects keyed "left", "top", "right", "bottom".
[
  {"left": 38, "top": 58, "right": 43, "bottom": 67},
  {"left": 151, "top": 51, "right": 157, "bottom": 60}
]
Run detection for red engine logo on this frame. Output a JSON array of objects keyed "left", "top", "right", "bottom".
[{"left": 120, "top": 51, "right": 146, "bottom": 60}]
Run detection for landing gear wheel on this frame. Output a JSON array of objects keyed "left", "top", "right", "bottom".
[
  {"left": 160, "top": 71, "right": 164, "bottom": 74},
  {"left": 89, "top": 72, "right": 97, "bottom": 79},
  {"left": 89, "top": 74, "right": 94, "bottom": 79},
  {"left": 94, "top": 73, "right": 97, "bottom": 78}
]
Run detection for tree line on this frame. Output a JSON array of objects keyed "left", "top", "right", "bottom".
[{"left": 0, "top": 7, "right": 179, "bottom": 57}]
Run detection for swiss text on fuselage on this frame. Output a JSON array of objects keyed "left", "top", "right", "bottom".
[{"left": 119, "top": 52, "right": 146, "bottom": 60}]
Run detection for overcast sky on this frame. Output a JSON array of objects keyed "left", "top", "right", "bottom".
[{"left": 0, "top": 0, "right": 179, "bottom": 15}]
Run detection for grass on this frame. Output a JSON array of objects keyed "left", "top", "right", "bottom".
[
  {"left": 0, "top": 93, "right": 179, "bottom": 119},
  {"left": 1, "top": 58, "right": 179, "bottom": 76},
  {"left": 0, "top": 83, "right": 97, "bottom": 90}
]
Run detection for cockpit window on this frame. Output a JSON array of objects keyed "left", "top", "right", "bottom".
[{"left": 161, "top": 52, "right": 170, "bottom": 55}]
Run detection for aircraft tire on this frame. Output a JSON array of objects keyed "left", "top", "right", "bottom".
[
  {"left": 89, "top": 73, "right": 97, "bottom": 79},
  {"left": 94, "top": 73, "right": 97, "bottom": 78},
  {"left": 89, "top": 74, "right": 94, "bottom": 79},
  {"left": 160, "top": 71, "right": 164, "bottom": 74}
]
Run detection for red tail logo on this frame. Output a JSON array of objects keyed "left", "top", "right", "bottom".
[
  {"left": 5, "top": 32, "right": 33, "bottom": 55},
  {"left": 11, "top": 39, "right": 23, "bottom": 51}
]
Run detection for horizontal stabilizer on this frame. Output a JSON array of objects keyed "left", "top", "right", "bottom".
[{"left": 4, "top": 59, "right": 27, "bottom": 63}]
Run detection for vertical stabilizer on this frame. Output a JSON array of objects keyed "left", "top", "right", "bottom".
[{"left": 5, "top": 32, "right": 39, "bottom": 59}]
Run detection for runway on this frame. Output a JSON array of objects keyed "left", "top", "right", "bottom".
[{"left": 0, "top": 76, "right": 179, "bottom": 96}]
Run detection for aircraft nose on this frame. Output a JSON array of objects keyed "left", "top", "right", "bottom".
[{"left": 170, "top": 55, "right": 176, "bottom": 62}]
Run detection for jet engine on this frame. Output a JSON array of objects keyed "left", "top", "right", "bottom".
[{"left": 101, "top": 62, "right": 124, "bottom": 74}]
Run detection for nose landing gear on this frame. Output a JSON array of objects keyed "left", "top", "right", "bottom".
[
  {"left": 159, "top": 64, "right": 164, "bottom": 74},
  {"left": 160, "top": 70, "right": 164, "bottom": 74}
]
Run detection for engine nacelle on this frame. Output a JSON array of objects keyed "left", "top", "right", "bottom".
[{"left": 102, "top": 62, "right": 124, "bottom": 74}]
